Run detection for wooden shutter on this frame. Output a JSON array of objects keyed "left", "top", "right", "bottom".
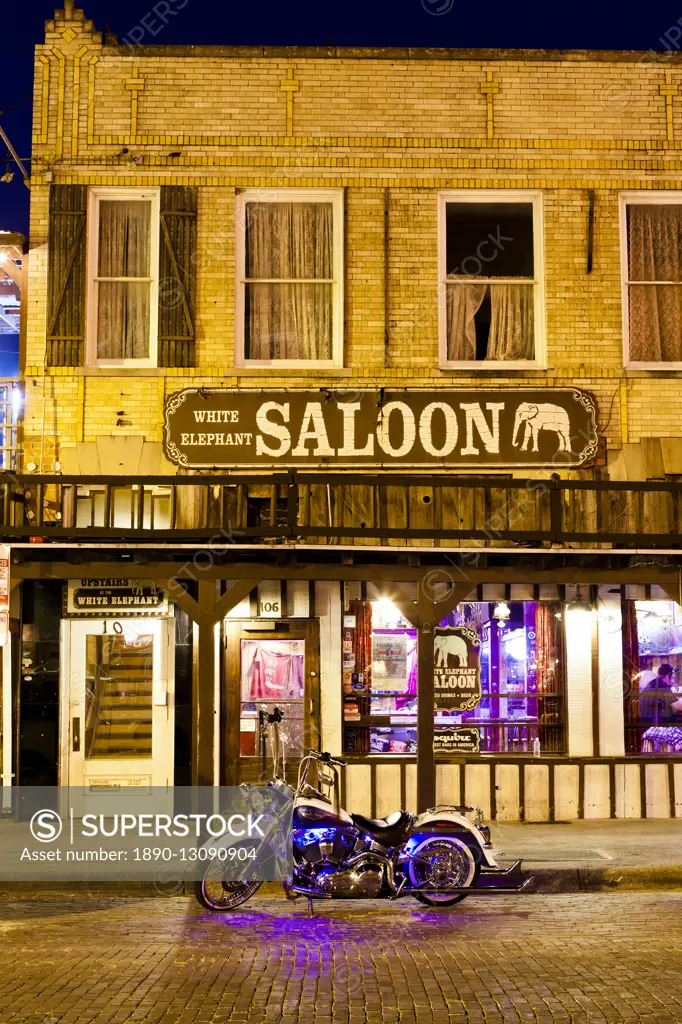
[
  {"left": 47, "top": 184, "right": 87, "bottom": 367},
  {"left": 158, "top": 186, "right": 197, "bottom": 367}
]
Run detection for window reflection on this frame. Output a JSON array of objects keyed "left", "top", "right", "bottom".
[
  {"left": 624, "top": 601, "right": 682, "bottom": 753},
  {"left": 342, "top": 599, "right": 566, "bottom": 755}
]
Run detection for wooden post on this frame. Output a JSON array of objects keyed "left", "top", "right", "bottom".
[
  {"left": 195, "top": 581, "right": 216, "bottom": 787},
  {"left": 416, "top": 578, "right": 477, "bottom": 812},
  {"left": 162, "top": 577, "right": 262, "bottom": 787},
  {"left": 416, "top": 584, "right": 436, "bottom": 813}
]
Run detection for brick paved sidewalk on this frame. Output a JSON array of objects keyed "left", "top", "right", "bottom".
[{"left": 0, "top": 892, "right": 681, "bottom": 1023}]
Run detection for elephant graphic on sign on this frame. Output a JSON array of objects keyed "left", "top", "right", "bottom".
[
  {"left": 434, "top": 634, "right": 468, "bottom": 668},
  {"left": 511, "top": 402, "right": 572, "bottom": 453}
]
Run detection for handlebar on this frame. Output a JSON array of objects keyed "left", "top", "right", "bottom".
[
  {"left": 259, "top": 706, "right": 284, "bottom": 725},
  {"left": 310, "top": 749, "right": 347, "bottom": 768}
]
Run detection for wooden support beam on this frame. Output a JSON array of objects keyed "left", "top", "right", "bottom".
[
  {"left": 14, "top": 561, "right": 682, "bottom": 588},
  {"left": 422, "top": 580, "right": 477, "bottom": 623},
  {"left": 660, "top": 572, "right": 682, "bottom": 608},
  {"left": 155, "top": 578, "right": 262, "bottom": 626},
  {"left": 382, "top": 583, "right": 418, "bottom": 626},
  {"left": 416, "top": 583, "right": 436, "bottom": 814},
  {"left": 416, "top": 579, "right": 476, "bottom": 813},
  {"left": 194, "top": 580, "right": 217, "bottom": 787},
  {"left": 161, "top": 580, "right": 199, "bottom": 623},
  {"left": 178, "top": 578, "right": 260, "bottom": 786},
  {"left": 214, "top": 579, "right": 261, "bottom": 624}
]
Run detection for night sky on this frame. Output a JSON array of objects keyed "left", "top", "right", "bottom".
[{"left": 1, "top": 0, "right": 682, "bottom": 233}]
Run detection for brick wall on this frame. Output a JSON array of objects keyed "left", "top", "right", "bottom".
[{"left": 22, "top": 4, "right": 682, "bottom": 474}]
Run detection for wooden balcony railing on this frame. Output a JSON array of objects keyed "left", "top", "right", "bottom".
[{"left": 1, "top": 472, "right": 682, "bottom": 547}]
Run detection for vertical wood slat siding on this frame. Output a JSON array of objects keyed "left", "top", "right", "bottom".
[
  {"left": 341, "top": 758, "right": 682, "bottom": 821},
  {"left": 158, "top": 186, "right": 197, "bottom": 368},
  {"left": 47, "top": 184, "right": 87, "bottom": 367}
]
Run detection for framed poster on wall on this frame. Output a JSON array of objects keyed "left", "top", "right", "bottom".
[{"left": 372, "top": 630, "right": 413, "bottom": 693}]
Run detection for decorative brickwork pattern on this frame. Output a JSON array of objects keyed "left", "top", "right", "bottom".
[{"left": 23, "top": 8, "right": 682, "bottom": 474}]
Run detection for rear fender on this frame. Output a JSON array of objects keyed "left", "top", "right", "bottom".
[{"left": 405, "top": 818, "right": 498, "bottom": 869}]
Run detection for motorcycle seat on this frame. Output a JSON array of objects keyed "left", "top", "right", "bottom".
[{"left": 352, "top": 809, "right": 413, "bottom": 846}]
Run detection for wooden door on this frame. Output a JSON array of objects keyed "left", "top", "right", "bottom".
[{"left": 222, "top": 620, "right": 320, "bottom": 786}]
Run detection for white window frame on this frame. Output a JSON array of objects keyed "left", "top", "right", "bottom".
[
  {"left": 86, "top": 187, "right": 160, "bottom": 368},
  {"left": 235, "top": 187, "right": 344, "bottom": 368},
  {"left": 620, "top": 191, "right": 682, "bottom": 370},
  {"left": 438, "top": 190, "right": 546, "bottom": 370}
]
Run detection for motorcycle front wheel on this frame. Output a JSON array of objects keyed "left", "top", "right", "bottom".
[
  {"left": 408, "top": 836, "right": 479, "bottom": 907},
  {"left": 195, "top": 861, "right": 262, "bottom": 911}
]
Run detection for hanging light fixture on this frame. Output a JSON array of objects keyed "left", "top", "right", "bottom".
[
  {"left": 561, "top": 589, "right": 589, "bottom": 610},
  {"left": 492, "top": 601, "right": 511, "bottom": 628}
]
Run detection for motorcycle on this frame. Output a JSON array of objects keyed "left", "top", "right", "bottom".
[{"left": 196, "top": 709, "right": 530, "bottom": 913}]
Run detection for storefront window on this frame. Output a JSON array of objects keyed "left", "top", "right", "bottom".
[
  {"left": 342, "top": 598, "right": 565, "bottom": 755},
  {"left": 623, "top": 600, "right": 682, "bottom": 754}
]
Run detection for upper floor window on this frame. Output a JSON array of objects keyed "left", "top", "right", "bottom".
[
  {"left": 438, "top": 191, "right": 545, "bottom": 369},
  {"left": 236, "top": 189, "right": 344, "bottom": 367},
  {"left": 86, "top": 188, "right": 160, "bottom": 367},
  {"left": 621, "top": 194, "right": 682, "bottom": 367}
]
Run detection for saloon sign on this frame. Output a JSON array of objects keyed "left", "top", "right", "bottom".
[
  {"left": 433, "top": 625, "right": 482, "bottom": 712},
  {"left": 164, "top": 388, "right": 598, "bottom": 469}
]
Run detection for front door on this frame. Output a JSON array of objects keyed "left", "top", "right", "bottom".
[
  {"left": 223, "top": 620, "right": 320, "bottom": 785},
  {"left": 64, "top": 619, "right": 173, "bottom": 788}
]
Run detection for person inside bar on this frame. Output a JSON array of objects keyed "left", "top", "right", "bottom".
[
  {"left": 640, "top": 664, "right": 682, "bottom": 723},
  {"left": 640, "top": 664, "right": 682, "bottom": 753}
]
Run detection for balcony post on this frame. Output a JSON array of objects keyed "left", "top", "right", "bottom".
[
  {"left": 164, "top": 577, "right": 263, "bottom": 787},
  {"left": 194, "top": 581, "right": 216, "bottom": 787},
  {"left": 416, "top": 578, "right": 477, "bottom": 813}
]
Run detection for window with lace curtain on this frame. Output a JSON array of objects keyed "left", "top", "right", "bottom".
[
  {"left": 621, "top": 195, "right": 682, "bottom": 366},
  {"left": 86, "top": 188, "right": 160, "bottom": 367},
  {"left": 235, "top": 189, "right": 344, "bottom": 367},
  {"left": 438, "top": 191, "right": 545, "bottom": 368}
]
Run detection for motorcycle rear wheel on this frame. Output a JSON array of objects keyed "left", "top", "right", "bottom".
[{"left": 408, "top": 836, "right": 479, "bottom": 908}]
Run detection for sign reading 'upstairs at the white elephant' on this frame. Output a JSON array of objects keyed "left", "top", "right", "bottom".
[{"left": 164, "top": 388, "right": 598, "bottom": 470}]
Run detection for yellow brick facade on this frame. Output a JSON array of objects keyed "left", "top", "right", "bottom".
[{"left": 22, "top": 4, "right": 682, "bottom": 473}]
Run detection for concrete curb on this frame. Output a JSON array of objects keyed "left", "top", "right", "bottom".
[
  {"left": 1, "top": 869, "right": 681, "bottom": 898},
  {"left": 523, "top": 865, "right": 682, "bottom": 892}
]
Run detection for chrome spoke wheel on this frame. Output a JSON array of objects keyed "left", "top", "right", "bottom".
[
  {"left": 408, "top": 836, "right": 478, "bottom": 907},
  {"left": 196, "top": 860, "right": 262, "bottom": 911}
]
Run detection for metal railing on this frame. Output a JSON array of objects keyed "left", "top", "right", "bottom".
[{"left": 1, "top": 472, "right": 682, "bottom": 548}]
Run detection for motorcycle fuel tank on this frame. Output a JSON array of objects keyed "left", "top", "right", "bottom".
[{"left": 293, "top": 797, "right": 353, "bottom": 829}]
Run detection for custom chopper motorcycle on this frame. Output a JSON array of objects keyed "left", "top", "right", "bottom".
[{"left": 196, "top": 710, "right": 529, "bottom": 913}]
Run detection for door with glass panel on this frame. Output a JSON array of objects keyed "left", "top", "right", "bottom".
[
  {"left": 65, "top": 620, "right": 173, "bottom": 787},
  {"left": 223, "top": 621, "right": 320, "bottom": 785}
]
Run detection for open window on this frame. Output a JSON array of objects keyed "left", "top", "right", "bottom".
[
  {"left": 620, "top": 193, "right": 682, "bottom": 368},
  {"left": 235, "top": 188, "right": 344, "bottom": 368},
  {"left": 438, "top": 191, "right": 545, "bottom": 369},
  {"left": 86, "top": 187, "right": 160, "bottom": 367}
]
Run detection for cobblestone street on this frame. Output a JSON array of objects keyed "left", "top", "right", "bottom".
[{"left": 0, "top": 893, "right": 680, "bottom": 1023}]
